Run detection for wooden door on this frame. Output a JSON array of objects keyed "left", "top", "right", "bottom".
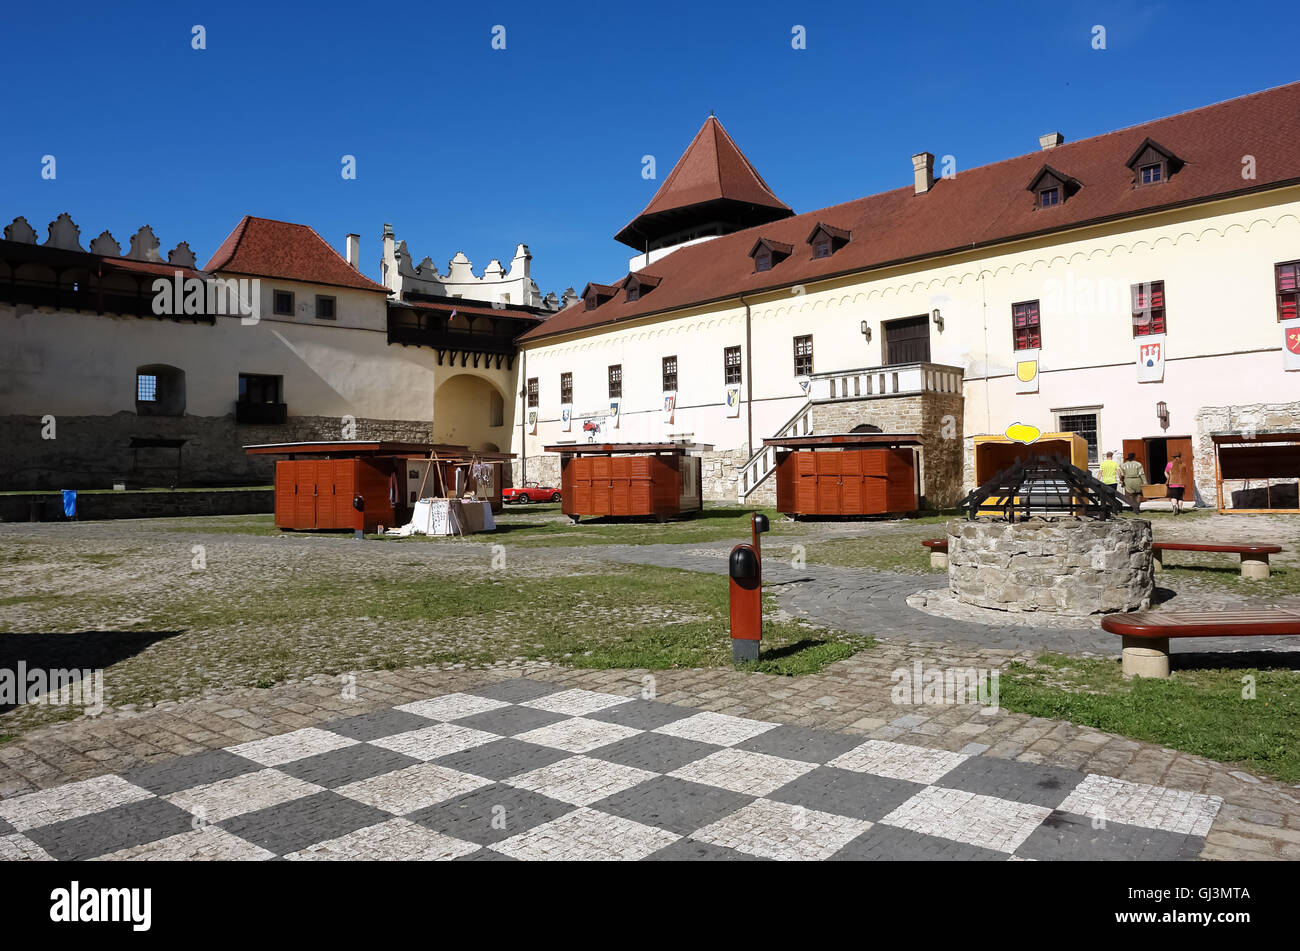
[
  {"left": 274, "top": 462, "right": 297, "bottom": 529},
  {"left": 331, "top": 460, "right": 356, "bottom": 529},
  {"left": 1122, "top": 439, "right": 1148, "bottom": 479},
  {"left": 1167, "top": 436, "right": 1194, "bottom": 486},
  {"left": 294, "top": 461, "right": 318, "bottom": 529},
  {"left": 883, "top": 315, "right": 931, "bottom": 365}
]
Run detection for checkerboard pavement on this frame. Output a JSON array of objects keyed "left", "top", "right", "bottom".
[{"left": 0, "top": 680, "right": 1222, "bottom": 861}]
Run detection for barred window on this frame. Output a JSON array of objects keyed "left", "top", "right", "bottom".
[
  {"left": 137, "top": 373, "right": 158, "bottom": 401},
  {"left": 608, "top": 364, "right": 622, "bottom": 399},
  {"left": 662, "top": 355, "right": 677, "bottom": 391},
  {"left": 793, "top": 335, "right": 813, "bottom": 376},
  {"left": 1276, "top": 261, "right": 1299, "bottom": 322},
  {"left": 527, "top": 377, "right": 538, "bottom": 408},
  {"left": 560, "top": 372, "right": 573, "bottom": 404},
  {"left": 724, "top": 346, "right": 742, "bottom": 385},
  {"left": 1012, "top": 300, "right": 1041, "bottom": 351}
]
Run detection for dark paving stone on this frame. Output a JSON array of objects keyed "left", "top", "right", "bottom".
[
  {"left": 830, "top": 823, "right": 1006, "bottom": 861},
  {"left": 937, "top": 756, "right": 1086, "bottom": 809},
  {"left": 406, "top": 783, "right": 575, "bottom": 846},
  {"left": 590, "top": 776, "right": 751, "bottom": 836},
  {"left": 122, "top": 749, "right": 261, "bottom": 796},
  {"left": 277, "top": 743, "right": 422, "bottom": 788},
  {"left": 454, "top": 704, "right": 569, "bottom": 737},
  {"left": 321, "top": 708, "right": 436, "bottom": 742},
  {"left": 735, "top": 725, "right": 864, "bottom": 764},
  {"left": 433, "top": 737, "right": 571, "bottom": 781},
  {"left": 27, "top": 797, "right": 195, "bottom": 861},
  {"left": 466, "top": 680, "right": 567, "bottom": 703},
  {"left": 767, "top": 766, "right": 925, "bottom": 822},
  {"left": 1016, "top": 810, "right": 1204, "bottom": 861},
  {"left": 219, "top": 791, "right": 390, "bottom": 856},
  {"left": 0, "top": 815, "right": 15, "bottom": 836},
  {"left": 586, "top": 732, "right": 718, "bottom": 774},
  {"left": 586, "top": 699, "right": 697, "bottom": 730},
  {"left": 645, "top": 837, "right": 773, "bottom": 861}
]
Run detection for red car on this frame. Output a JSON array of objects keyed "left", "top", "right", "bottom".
[{"left": 503, "top": 482, "right": 562, "bottom": 504}]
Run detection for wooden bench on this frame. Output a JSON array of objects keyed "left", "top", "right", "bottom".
[
  {"left": 1102, "top": 610, "right": 1300, "bottom": 678},
  {"left": 1152, "top": 543, "right": 1282, "bottom": 580},
  {"left": 921, "top": 538, "right": 948, "bottom": 569}
]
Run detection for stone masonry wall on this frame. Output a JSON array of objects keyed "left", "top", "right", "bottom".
[
  {"left": 1, "top": 488, "right": 273, "bottom": 523},
  {"left": 1194, "top": 402, "right": 1300, "bottom": 509},
  {"left": 811, "top": 393, "right": 965, "bottom": 509},
  {"left": 947, "top": 517, "right": 1154, "bottom": 616},
  {"left": 0, "top": 413, "right": 435, "bottom": 490}
]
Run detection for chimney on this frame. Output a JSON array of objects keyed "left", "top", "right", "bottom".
[
  {"left": 911, "top": 152, "right": 934, "bottom": 195},
  {"left": 345, "top": 233, "right": 360, "bottom": 269},
  {"left": 1039, "top": 132, "right": 1064, "bottom": 150}
]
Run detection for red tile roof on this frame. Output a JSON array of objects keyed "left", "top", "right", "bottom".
[
  {"left": 524, "top": 81, "right": 1300, "bottom": 344},
  {"left": 203, "top": 216, "right": 389, "bottom": 293},
  {"left": 614, "top": 116, "right": 793, "bottom": 248}
]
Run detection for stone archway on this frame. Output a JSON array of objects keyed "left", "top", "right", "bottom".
[{"left": 433, "top": 373, "right": 509, "bottom": 448}]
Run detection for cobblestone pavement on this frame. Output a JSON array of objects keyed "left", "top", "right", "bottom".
[{"left": 0, "top": 679, "right": 1224, "bottom": 861}]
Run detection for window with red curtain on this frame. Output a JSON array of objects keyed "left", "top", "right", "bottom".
[
  {"left": 1131, "top": 281, "right": 1166, "bottom": 336},
  {"left": 1012, "top": 300, "right": 1041, "bottom": 350},
  {"left": 1276, "top": 261, "right": 1299, "bottom": 322}
]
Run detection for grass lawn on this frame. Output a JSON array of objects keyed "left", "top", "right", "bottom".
[
  {"left": 804, "top": 526, "right": 946, "bottom": 574},
  {"left": 999, "top": 653, "right": 1300, "bottom": 783},
  {"left": 1157, "top": 561, "right": 1300, "bottom": 596}
]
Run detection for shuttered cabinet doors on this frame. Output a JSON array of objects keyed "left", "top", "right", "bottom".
[
  {"left": 294, "top": 461, "right": 318, "bottom": 528},
  {"left": 791, "top": 449, "right": 912, "bottom": 515},
  {"left": 330, "top": 459, "right": 356, "bottom": 529}
]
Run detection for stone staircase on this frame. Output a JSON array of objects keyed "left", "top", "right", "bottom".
[{"left": 736, "top": 401, "right": 813, "bottom": 502}]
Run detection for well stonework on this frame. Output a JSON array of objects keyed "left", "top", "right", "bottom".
[{"left": 947, "top": 517, "right": 1153, "bottom": 616}]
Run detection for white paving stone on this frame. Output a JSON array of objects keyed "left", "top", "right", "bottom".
[
  {"left": 669, "top": 748, "right": 814, "bottom": 796},
  {"left": 396, "top": 693, "right": 509, "bottom": 721},
  {"left": 165, "top": 768, "right": 324, "bottom": 823},
  {"left": 490, "top": 807, "right": 678, "bottom": 861},
  {"left": 521, "top": 688, "right": 633, "bottom": 717},
  {"left": 0, "top": 832, "right": 53, "bottom": 860},
  {"left": 515, "top": 716, "right": 642, "bottom": 753},
  {"left": 286, "top": 818, "right": 479, "bottom": 861},
  {"left": 0, "top": 774, "right": 151, "bottom": 831},
  {"left": 880, "top": 786, "right": 1051, "bottom": 853},
  {"left": 1057, "top": 773, "right": 1223, "bottom": 837},
  {"left": 652, "top": 711, "right": 778, "bottom": 746},
  {"left": 93, "top": 826, "right": 274, "bottom": 861},
  {"left": 336, "top": 763, "right": 491, "bottom": 815},
  {"left": 830, "top": 740, "right": 969, "bottom": 784},
  {"left": 506, "top": 755, "right": 656, "bottom": 806},
  {"left": 228, "top": 727, "right": 358, "bottom": 767},
  {"left": 692, "top": 798, "right": 872, "bottom": 861},
  {"left": 369, "top": 723, "right": 499, "bottom": 761}
]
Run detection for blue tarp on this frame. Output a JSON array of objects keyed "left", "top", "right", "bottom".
[{"left": 62, "top": 489, "right": 77, "bottom": 518}]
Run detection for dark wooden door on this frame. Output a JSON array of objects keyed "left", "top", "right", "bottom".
[{"left": 883, "top": 315, "right": 931, "bottom": 365}]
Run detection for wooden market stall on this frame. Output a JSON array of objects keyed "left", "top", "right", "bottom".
[
  {"left": 970, "top": 432, "right": 1090, "bottom": 516},
  {"left": 1211, "top": 431, "right": 1300, "bottom": 513},
  {"left": 244, "top": 441, "right": 514, "bottom": 533},
  {"left": 543, "top": 442, "right": 707, "bottom": 522},
  {"left": 764, "top": 433, "right": 922, "bottom": 517}
]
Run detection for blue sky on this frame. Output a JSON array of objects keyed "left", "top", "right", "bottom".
[{"left": 4, "top": 0, "right": 1297, "bottom": 297}]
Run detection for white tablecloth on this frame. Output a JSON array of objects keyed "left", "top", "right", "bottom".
[{"left": 391, "top": 499, "right": 496, "bottom": 536}]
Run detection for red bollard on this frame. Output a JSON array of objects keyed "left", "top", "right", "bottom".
[{"left": 729, "top": 513, "right": 770, "bottom": 663}]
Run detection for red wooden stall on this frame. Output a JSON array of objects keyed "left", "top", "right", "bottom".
[
  {"left": 544, "top": 442, "right": 706, "bottom": 522},
  {"left": 766, "top": 433, "right": 922, "bottom": 517},
  {"left": 245, "top": 441, "right": 514, "bottom": 533}
]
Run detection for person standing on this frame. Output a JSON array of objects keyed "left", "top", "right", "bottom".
[
  {"left": 1119, "top": 452, "right": 1147, "bottom": 513},
  {"left": 1099, "top": 451, "right": 1119, "bottom": 489},
  {"left": 1165, "top": 452, "right": 1189, "bottom": 515}
]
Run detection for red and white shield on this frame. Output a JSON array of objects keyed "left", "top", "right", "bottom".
[{"left": 1287, "top": 327, "right": 1300, "bottom": 355}]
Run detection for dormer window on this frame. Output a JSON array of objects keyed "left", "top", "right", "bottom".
[
  {"left": 807, "top": 223, "right": 851, "bottom": 260},
  {"left": 1126, "top": 138, "right": 1182, "bottom": 187},
  {"left": 1026, "top": 165, "right": 1078, "bottom": 209},
  {"left": 621, "top": 272, "right": 660, "bottom": 303},
  {"left": 581, "top": 282, "right": 618, "bottom": 311},
  {"left": 749, "top": 238, "right": 792, "bottom": 272},
  {"left": 1039, "top": 187, "right": 1061, "bottom": 208}
]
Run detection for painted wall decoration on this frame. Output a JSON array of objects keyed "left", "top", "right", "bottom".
[
  {"left": 796, "top": 376, "right": 811, "bottom": 396},
  {"left": 663, "top": 392, "right": 676, "bottom": 423},
  {"left": 527, "top": 410, "right": 538, "bottom": 435},
  {"left": 1015, "top": 349, "right": 1039, "bottom": 394},
  {"left": 609, "top": 399, "right": 621, "bottom": 427},
  {"left": 582, "top": 418, "right": 603, "bottom": 442},
  {"left": 725, "top": 385, "right": 741, "bottom": 417},
  {"left": 561, "top": 404, "right": 572, "bottom": 431},
  {"left": 1136, "top": 335, "right": 1166, "bottom": 383}
]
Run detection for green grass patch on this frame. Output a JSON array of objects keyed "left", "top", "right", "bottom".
[
  {"left": 805, "top": 527, "right": 945, "bottom": 574},
  {"left": 1157, "top": 561, "right": 1300, "bottom": 596},
  {"left": 999, "top": 653, "right": 1300, "bottom": 783},
  {"left": 0, "top": 734, "right": 14, "bottom": 746}
]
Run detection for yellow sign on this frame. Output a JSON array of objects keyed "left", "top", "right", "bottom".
[
  {"left": 1015, "top": 361, "right": 1037, "bottom": 383},
  {"left": 1004, "top": 422, "right": 1041, "bottom": 445}
]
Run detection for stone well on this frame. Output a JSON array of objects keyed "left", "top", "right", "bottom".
[{"left": 947, "top": 517, "right": 1154, "bottom": 616}]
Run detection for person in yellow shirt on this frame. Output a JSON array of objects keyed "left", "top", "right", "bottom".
[{"left": 1099, "top": 451, "right": 1119, "bottom": 488}]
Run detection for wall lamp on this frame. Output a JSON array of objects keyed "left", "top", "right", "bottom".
[
  {"left": 932, "top": 308, "right": 944, "bottom": 332},
  {"left": 1156, "top": 401, "right": 1169, "bottom": 429},
  {"left": 859, "top": 319, "right": 872, "bottom": 342}
]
